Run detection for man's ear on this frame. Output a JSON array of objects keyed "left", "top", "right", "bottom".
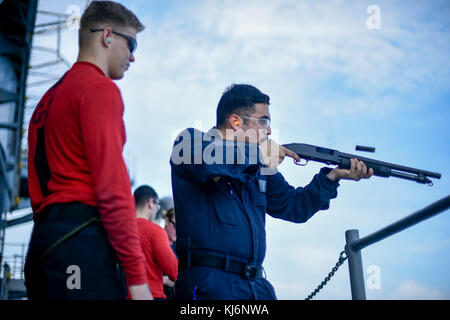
[
  {"left": 229, "top": 114, "right": 241, "bottom": 131},
  {"left": 103, "top": 27, "right": 113, "bottom": 47}
]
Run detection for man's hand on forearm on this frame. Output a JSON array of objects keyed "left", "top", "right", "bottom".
[
  {"left": 163, "top": 275, "right": 176, "bottom": 288},
  {"left": 327, "top": 158, "right": 374, "bottom": 182},
  {"left": 128, "top": 283, "right": 153, "bottom": 300}
]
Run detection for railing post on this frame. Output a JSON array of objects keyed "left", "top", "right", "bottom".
[
  {"left": 0, "top": 263, "right": 10, "bottom": 300},
  {"left": 345, "top": 229, "right": 366, "bottom": 300}
]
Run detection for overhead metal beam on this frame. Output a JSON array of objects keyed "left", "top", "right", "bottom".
[{"left": 5, "top": 213, "right": 33, "bottom": 228}]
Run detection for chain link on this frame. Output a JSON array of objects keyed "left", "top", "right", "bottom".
[{"left": 305, "top": 250, "right": 348, "bottom": 300}]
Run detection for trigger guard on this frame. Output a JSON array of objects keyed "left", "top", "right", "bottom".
[{"left": 294, "top": 159, "right": 308, "bottom": 166}]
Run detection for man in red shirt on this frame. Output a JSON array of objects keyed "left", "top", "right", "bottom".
[
  {"left": 133, "top": 186, "right": 178, "bottom": 300},
  {"left": 25, "top": 1, "right": 151, "bottom": 300}
]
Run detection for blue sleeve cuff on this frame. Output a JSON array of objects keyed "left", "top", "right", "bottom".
[{"left": 318, "top": 167, "right": 340, "bottom": 192}]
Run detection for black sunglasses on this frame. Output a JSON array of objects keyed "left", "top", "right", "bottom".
[{"left": 91, "top": 28, "right": 137, "bottom": 54}]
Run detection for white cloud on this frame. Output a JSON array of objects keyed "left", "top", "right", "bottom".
[
  {"left": 190, "top": 0, "right": 449, "bottom": 92},
  {"left": 119, "top": 0, "right": 450, "bottom": 146},
  {"left": 390, "top": 280, "right": 444, "bottom": 300}
]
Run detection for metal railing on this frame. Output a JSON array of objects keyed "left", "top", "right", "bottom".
[
  {"left": 1, "top": 242, "right": 27, "bottom": 280},
  {"left": 0, "top": 242, "right": 27, "bottom": 300},
  {"left": 344, "top": 194, "right": 450, "bottom": 299}
]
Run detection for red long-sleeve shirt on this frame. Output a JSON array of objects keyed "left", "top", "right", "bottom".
[
  {"left": 27, "top": 61, "right": 147, "bottom": 286},
  {"left": 135, "top": 218, "right": 178, "bottom": 299}
]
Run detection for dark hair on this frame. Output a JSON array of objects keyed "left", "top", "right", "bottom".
[
  {"left": 164, "top": 208, "right": 175, "bottom": 220},
  {"left": 133, "top": 185, "right": 158, "bottom": 209},
  {"left": 216, "top": 84, "right": 270, "bottom": 128},
  {"left": 79, "top": 1, "right": 145, "bottom": 48}
]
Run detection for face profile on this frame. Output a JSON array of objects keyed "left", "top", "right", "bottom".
[
  {"left": 103, "top": 26, "right": 137, "bottom": 80},
  {"left": 231, "top": 103, "right": 272, "bottom": 144}
]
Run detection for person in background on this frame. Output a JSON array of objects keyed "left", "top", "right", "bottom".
[
  {"left": 133, "top": 186, "right": 178, "bottom": 300},
  {"left": 164, "top": 208, "right": 177, "bottom": 252},
  {"left": 163, "top": 206, "right": 177, "bottom": 299},
  {"left": 155, "top": 196, "right": 174, "bottom": 226}
]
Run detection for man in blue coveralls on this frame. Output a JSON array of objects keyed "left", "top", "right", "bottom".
[{"left": 170, "top": 84, "right": 373, "bottom": 300}]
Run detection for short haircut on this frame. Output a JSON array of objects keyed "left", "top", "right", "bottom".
[
  {"left": 79, "top": 1, "right": 145, "bottom": 48},
  {"left": 133, "top": 185, "right": 158, "bottom": 209},
  {"left": 216, "top": 84, "right": 270, "bottom": 128}
]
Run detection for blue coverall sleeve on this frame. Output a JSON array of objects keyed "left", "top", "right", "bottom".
[
  {"left": 170, "top": 128, "right": 263, "bottom": 184},
  {"left": 266, "top": 167, "right": 340, "bottom": 223}
]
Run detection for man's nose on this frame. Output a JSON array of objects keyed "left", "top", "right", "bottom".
[
  {"left": 266, "top": 125, "right": 272, "bottom": 136},
  {"left": 129, "top": 53, "right": 135, "bottom": 62}
]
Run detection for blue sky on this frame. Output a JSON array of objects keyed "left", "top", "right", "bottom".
[{"left": 5, "top": 0, "right": 450, "bottom": 299}]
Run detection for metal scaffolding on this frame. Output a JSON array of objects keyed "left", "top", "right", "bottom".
[
  {"left": 0, "top": 0, "right": 91, "bottom": 300},
  {"left": 0, "top": 1, "right": 38, "bottom": 293}
]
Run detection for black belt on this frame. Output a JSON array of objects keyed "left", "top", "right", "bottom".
[
  {"left": 35, "top": 202, "right": 101, "bottom": 262},
  {"left": 179, "top": 253, "right": 263, "bottom": 280},
  {"left": 36, "top": 202, "right": 100, "bottom": 224}
]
